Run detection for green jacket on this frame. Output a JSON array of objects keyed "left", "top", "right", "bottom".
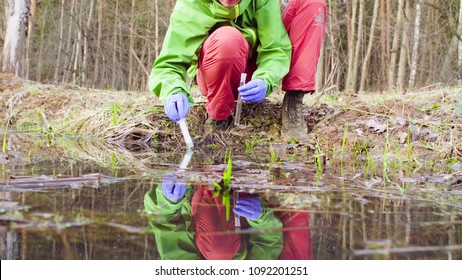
[
  {"left": 149, "top": 0, "right": 292, "bottom": 105},
  {"left": 144, "top": 187, "right": 283, "bottom": 260}
]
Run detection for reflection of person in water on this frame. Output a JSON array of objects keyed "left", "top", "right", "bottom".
[{"left": 144, "top": 174, "right": 313, "bottom": 260}]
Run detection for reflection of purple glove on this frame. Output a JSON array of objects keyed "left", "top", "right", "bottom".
[
  {"left": 161, "top": 174, "right": 186, "bottom": 202},
  {"left": 164, "top": 93, "right": 190, "bottom": 123},
  {"left": 233, "top": 197, "right": 262, "bottom": 220},
  {"left": 238, "top": 79, "right": 267, "bottom": 103}
]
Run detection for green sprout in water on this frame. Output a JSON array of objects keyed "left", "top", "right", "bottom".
[
  {"left": 315, "top": 146, "right": 324, "bottom": 178},
  {"left": 2, "top": 133, "right": 6, "bottom": 154},
  {"left": 3, "top": 120, "right": 9, "bottom": 153},
  {"left": 383, "top": 122, "right": 390, "bottom": 184},
  {"left": 244, "top": 139, "right": 255, "bottom": 153},
  {"left": 269, "top": 143, "right": 276, "bottom": 164},
  {"left": 213, "top": 151, "right": 233, "bottom": 221},
  {"left": 341, "top": 126, "right": 348, "bottom": 160}
]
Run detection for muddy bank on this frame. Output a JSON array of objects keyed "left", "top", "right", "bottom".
[{"left": 1, "top": 73, "right": 462, "bottom": 165}]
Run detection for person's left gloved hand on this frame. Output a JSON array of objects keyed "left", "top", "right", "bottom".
[
  {"left": 233, "top": 197, "right": 262, "bottom": 220},
  {"left": 161, "top": 174, "right": 187, "bottom": 202},
  {"left": 238, "top": 78, "right": 267, "bottom": 103}
]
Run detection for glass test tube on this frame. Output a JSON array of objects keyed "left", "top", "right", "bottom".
[
  {"left": 234, "top": 73, "right": 247, "bottom": 126},
  {"left": 178, "top": 118, "right": 193, "bottom": 149}
]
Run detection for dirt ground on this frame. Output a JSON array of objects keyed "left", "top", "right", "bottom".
[{"left": 1, "top": 72, "right": 462, "bottom": 164}]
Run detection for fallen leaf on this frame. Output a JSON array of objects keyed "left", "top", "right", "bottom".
[
  {"left": 397, "top": 132, "right": 408, "bottom": 144},
  {"left": 365, "top": 118, "right": 387, "bottom": 133},
  {"left": 0, "top": 153, "right": 9, "bottom": 164}
]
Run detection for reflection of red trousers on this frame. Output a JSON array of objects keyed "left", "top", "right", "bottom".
[
  {"left": 192, "top": 187, "right": 241, "bottom": 260},
  {"left": 276, "top": 211, "right": 313, "bottom": 260},
  {"left": 196, "top": 0, "right": 326, "bottom": 120},
  {"left": 191, "top": 187, "right": 313, "bottom": 260}
]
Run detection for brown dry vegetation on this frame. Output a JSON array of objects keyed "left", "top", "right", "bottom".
[{"left": 1, "top": 73, "right": 462, "bottom": 165}]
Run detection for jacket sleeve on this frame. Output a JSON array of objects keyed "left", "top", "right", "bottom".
[
  {"left": 245, "top": 198, "right": 283, "bottom": 259},
  {"left": 144, "top": 187, "right": 201, "bottom": 260},
  {"left": 253, "top": 0, "right": 292, "bottom": 95},
  {"left": 148, "top": 0, "right": 215, "bottom": 105}
]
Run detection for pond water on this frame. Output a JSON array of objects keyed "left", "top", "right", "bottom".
[{"left": 1, "top": 133, "right": 461, "bottom": 260}]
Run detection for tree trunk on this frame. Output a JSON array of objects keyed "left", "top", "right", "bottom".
[
  {"left": 112, "top": 0, "right": 119, "bottom": 89},
  {"left": 2, "top": 0, "right": 31, "bottom": 75},
  {"left": 408, "top": 0, "right": 424, "bottom": 89},
  {"left": 397, "top": 0, "right": 410, "bottom": 90},
  {"left": 351, "top": 0, "right": 364, "bottom": 92},
  {"left": 72, "top": 2, "right": 83, "bottom": 84},
  {"left": 155, "top": 0, "right": 159, "bottom": 58},
  {"left": 380, "top": 0, "right": 386, "bottom": 86},
  {"left": 63, "top": 0, "right": 76, "bottom": 83},
  {"left": 54, "top": 0, "right": 65, "bottom": 83},
  {"left": 94, "top": 0, "right": 104, "bottom": 87},
  {"left": 458, "top": 0, "right": 462, "bottom": 84},
  {"left": 346, "top": 0, "right": 357, "bottom": 91},
  {"left": 360, "top": 0, "right": 380, "bottom": 92},
  {"left": 24, "top": 0, "right": 35, "bottom": 79},
  {"left": 82, "top": 0, "right": 95, "bottom": 85},
  {"left": 387, "top": 0, "right": 404, "bottom": 90},
  {"left": 440, "top": 0, "right": 462, "bottom": 83},
  {"left": 35, "top": 6, "right": 46, "bottom": 82},
  {"left": 128, "top": 0, "right": 136, "bottom": 90}
]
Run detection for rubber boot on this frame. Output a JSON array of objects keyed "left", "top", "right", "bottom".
[
  {"left": 205, "top": 115, "right": 234, "bottom": 132},
  {"left": 281, "top": 90, "right": 307, "bottom": 141}
]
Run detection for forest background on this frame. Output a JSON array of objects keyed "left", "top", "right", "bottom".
[{"left": 1, "top": 0, "right": 462, "bottom": 94}]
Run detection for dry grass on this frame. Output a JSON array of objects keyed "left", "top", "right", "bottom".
[{"left": 1, "top": 73, "right": 462, "bottom": 164}]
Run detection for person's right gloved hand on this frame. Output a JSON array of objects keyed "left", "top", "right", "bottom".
[
  {"left": 164, "top": 93, "right": 190, "bottom": 123},
  {"left": 233, "top": 197, "right": 262, "bottom": 220},
  {"left": 161, "top": 174, "right": 187, "bottom": 202}
]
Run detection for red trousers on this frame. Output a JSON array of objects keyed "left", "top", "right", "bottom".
[{"left": 197, "top": 0, "right": 327, "bottom": 120}]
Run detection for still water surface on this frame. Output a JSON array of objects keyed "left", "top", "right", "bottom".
[{"left": 1, "top": 136, "right": 461, "bottom": 260}]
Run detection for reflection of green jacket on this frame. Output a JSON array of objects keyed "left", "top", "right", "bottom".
[
  {"left": 144, "top": 187, "right": 283, "bottom": 260},
  {"left": 149, "top": 0, "right": 292, "bottom": 105}
]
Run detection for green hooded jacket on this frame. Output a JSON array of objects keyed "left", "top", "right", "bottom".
[
  {"left": 144, "top": 187, "right": 283, "bottom": 260},
  {"left": 148, "top": 0, "right": 292, "bottom": 105}
]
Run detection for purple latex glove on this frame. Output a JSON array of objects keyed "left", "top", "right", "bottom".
[
  {"left": 233, "top": 197, "right": 262, "bottom": 220},
  {"left": 238, "top": 78, "right": 267, "bottom": 103},
  {"left": 161, "top": 174, "right": 187, "bottom": 202},
  {"left": 164, "top": 93, "right": 190, "bottom": 123}
]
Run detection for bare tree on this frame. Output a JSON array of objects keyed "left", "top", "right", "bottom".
[
  {"left": 62, "top": 0, "right": 76, "bottom": 83},
  {"left": 388, "top": 0, "right": 404, "bottom": 90},
  {"left": 346, "top": 0, "right": 358, "bottom": 91},
  {"left": 128, "top": 0, "right": 136, "bottom": 89},
  {"left": 24, "top": 0, "right": 35, "bottom": 79},
  {"left": 82, "top": 0, "right": 95, "bottom": 85},
  {"left": 458, "top": 0, "right": 462, "bottom": 84},
  {"left": 440, "top": 1, "right": 462, "bottom": 83},
  {"left": 351, "top": 0, "right": 364, "bottom": 92},
  {"left": 409, "top": 0, "right": 424, "bottom": 89},
  {"left": 2, "top": 0, "right": 461, "bottom": 93},
  {"left": 112, "top": 0, "right": 119, "bottom": 89},
  {"left": 155, "top": 0, "right": 159, "bottom": 58},
  {"left": 360, "top": 0, "right": 380, "bottom": 92},
  {"left": 94, "top": 0, "right": 104, "bottom": 86},
  {"left": 2, "top": 0, "right": 31, "bottom": 75},
  {"left": 397, "top": 0, "right": 410, "bottom": 90},
  {"left": 54, "top": 0, "right": 65, "bottom": 83}
]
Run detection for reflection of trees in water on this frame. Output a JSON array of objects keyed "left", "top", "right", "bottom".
[
  {"left": 0, "top": 179, "right": 161, "bottom": 260},
  {"left": 0, "top": 232, "right": 21, "bottom": 260},
  {"left": 311, "top": 197, "right": 462, "bottom": 260}
]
